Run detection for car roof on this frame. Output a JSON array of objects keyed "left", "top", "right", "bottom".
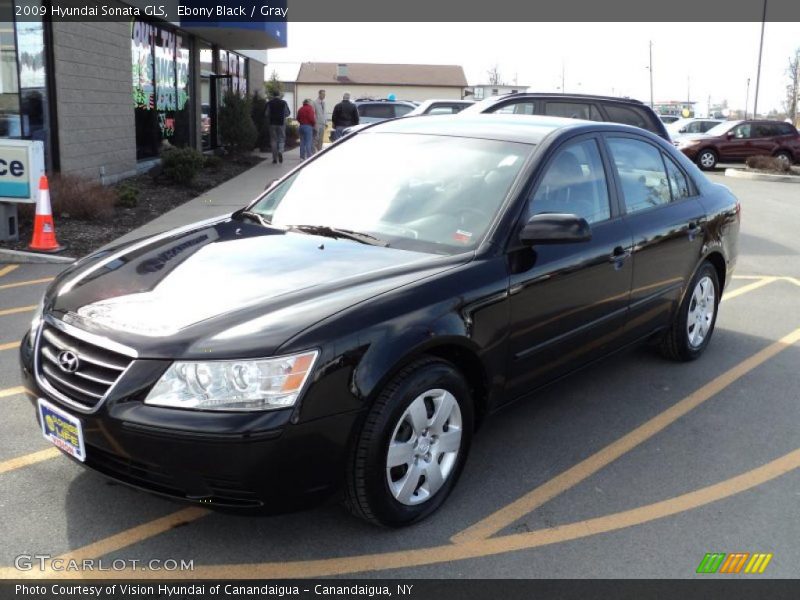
[
  {"left": 361, "top": 113, "right": 658, "bottom": 145},
  {"left": 483, "top": 92, "right": 649, "bottom": 105}
]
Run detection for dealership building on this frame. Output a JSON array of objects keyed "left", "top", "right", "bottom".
[{"left": 0, "top": 0, "right": 286, "bottom": 183}]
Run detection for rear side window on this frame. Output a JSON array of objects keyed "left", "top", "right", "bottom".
[
  {"left": 663, "top": 154, "right": 691, "bottom": 200},
  {"left": 603, "top": 104, "right": 658, "bottom": 133},
  {"left": 491, "top": 101, "right": 536, "bottom": 115},
  {"left": 544, "top": 102, "right": 602, "bottom": 121},
  {"left": 699, "top": 121, "right": 719, "bottom": 133},
  {"left": 778, "top": 123, "right": 796, "bottom": 135},
  {"left": 607, "top": 137, "right": 671, "bottom": 214},
  {"left": 358, "top": 104, "right": 394, "bottom": 119},
  {"left": 528, "top": 138, "right": 611, "bottom": 224},
  {"left": 393, "top": 104, "right": 414, "bottom": 117}
]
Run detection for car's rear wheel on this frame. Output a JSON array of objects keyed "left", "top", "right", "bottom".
[
  {"left": 344, "top": 357, "right": 474, "bottom": 526},
  {"left": 774, "top": 150, "right": 793, "bottom": 166},
  {"left": 660, "top": 262, "right": 720, "bottom": 361},
  {"left": 696, "top": 149, "right": 718, "bottom": 170}
]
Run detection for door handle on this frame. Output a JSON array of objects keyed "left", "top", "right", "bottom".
[
  {"left": 687, "top": 221, "right": 701, "bottom": 241},
  {"left": 608, "top": 246, "right": 631, "bottom": 268}
]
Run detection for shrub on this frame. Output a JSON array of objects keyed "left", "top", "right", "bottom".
[
  {"left": 115, "top": 183, "right": 139, "bottom": 208},
  {"left": 204, "top": 154, "right": 223, "bottom": 170},
  {"left": 44, "top": 174, "right": 115, "bottom": 221},
  {"left": 745, "top": 155, "right": 790, "bottom": 173},
  {"left": 161, "top": 146, "right": 205, "bottom": 184},
  {"left": 251, "top": 93, "right": 270, "bottom": 152},
  {"left": 285, "top": 121, "right": 300, "bottom": 149},
  {"left": 218, "top": 89, "right": 257, "bottom": 155}
]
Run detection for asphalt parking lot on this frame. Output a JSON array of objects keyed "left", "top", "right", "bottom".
[{"left": 1, "top": 170, "right": 799, "bottom": 579}]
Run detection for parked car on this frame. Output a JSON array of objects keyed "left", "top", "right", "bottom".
[
  {"left": 22, "top": 115, "right": 739, "bottom": 527},
  {"left": 460, "top": 92, "right": 671, "bottom": 140},
  {"left": 406, "top": 99, "right": 474, "bottom": 116},
  {"left": 676, "top": 119, "right": 800, "bottom": 170},
  {"left": 355, "top": 98, "right": 417, "bottom": 123},
  {"left": 667, "top": 118, "right": 724, "bottom": 141},
  {"left": 659, "top": 115, "right": 681, "bottom": 124}
]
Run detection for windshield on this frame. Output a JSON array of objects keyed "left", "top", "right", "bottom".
[
  {"left": 704, "top": 121, "right": 738, "bottom": 137},
  {"left": 249, "top": 132, "right": 531, "bottom": 254}
]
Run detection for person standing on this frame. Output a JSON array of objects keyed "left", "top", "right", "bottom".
[
  {"left": 312, "top": 89, "right": 326, "bottom": 153},
  {"left": 265, "top": 90, "right": 290, "bottom": 163},
  {"left": 296, "top": 99, "right": 316, "bottom": 161},
  {"left": 331, "top": 92, "right": 359, "bottom": 141}
]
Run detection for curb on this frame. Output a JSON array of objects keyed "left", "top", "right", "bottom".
[
  {"left": 724, "top": 168, "right": 800, "bottom": 183},
  {"left": 0, "top": 248, "right": 76, "bottom": 264}
]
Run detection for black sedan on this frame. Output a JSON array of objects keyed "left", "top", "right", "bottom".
[{"left": 20, "top": 115, "right": 740, "bottom": 527}]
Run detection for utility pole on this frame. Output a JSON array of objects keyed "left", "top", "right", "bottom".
[
  {"left": 745, "top": 77, "right": 750, "bottom": 119},
  {"left": 687, "top": 75, "right": 691, "bottom": 116},
  {"left": 561, "top": 60, "right": 565, "bottom": 93},
  {"left": 649, "top": 41, "right": 654, "bottom": 108},
  {"left": 753, "top": 0, "right": 767, "bottom": 118}
]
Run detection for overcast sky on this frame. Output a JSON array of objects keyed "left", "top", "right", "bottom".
[{"left": 267, "top": 22, "right": 800, "bottom": 113}]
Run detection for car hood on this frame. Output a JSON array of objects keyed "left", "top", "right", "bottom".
[{"left": 49, "top": 219, "right": 464, "bottom": 359}]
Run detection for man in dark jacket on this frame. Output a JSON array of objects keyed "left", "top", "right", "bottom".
[
  {"left": 331, "top": 92, "right": 359, "bottom": 141},
  {"left": 265, "top": 90, "right": 291, "bottom": 163}
]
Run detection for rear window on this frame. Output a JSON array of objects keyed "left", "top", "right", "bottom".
[{"left": 603, "top": 104, "right": 659, "bottom": 133}]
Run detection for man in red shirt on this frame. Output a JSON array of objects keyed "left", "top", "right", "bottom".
[{"left": 297, "top": 99, "right": 317, "bottom": 160}]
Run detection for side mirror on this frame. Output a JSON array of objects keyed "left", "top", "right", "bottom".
[
  {"left": 679, "top": 127, "right": 687, "bottom": 133},
  {"left": 726, "top": 131, "right": 735, "bottom": 139},
  {"left": 519, "top": 213, "right": 592, "bottom": 246}
]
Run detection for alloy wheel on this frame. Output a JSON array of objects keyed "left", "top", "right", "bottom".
[{"left": 699, "top": 151, "right": 716, "bottom": 169}]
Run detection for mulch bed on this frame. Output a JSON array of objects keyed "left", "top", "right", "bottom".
[{"left": 2, "top": 155, "right": 263, "bottom": 259}]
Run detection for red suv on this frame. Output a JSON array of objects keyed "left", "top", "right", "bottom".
[{"left": 677, "top": 119, "right": 800, "bottom": 170}]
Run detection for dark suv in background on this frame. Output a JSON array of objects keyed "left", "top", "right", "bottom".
[
  {"left": 460, "top": 92, "right": 671, "bottom": 140},
  {"left": 355, "top": 98, "right": 418, "bottom": 123},
  {"left": 675, "top": 120, "right": 800, "bottom": 170}
]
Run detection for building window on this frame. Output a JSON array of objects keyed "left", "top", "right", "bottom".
[
  {"left": 0, "top": 1, "right": 52, "bottom": 166},
  {"left": 132, "top": 20, "right": 192, "bottom": 160}
]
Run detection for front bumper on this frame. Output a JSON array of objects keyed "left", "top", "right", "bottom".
[{"left": 20, "top": 331, "right": 359, "bottom": 511}]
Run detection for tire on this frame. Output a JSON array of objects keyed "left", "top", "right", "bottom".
[
  {"left": 660, "top": 262, "right": 720, "bottom": 362},
  {"left": 774, "top": 150, "right": 793, "bottom": 166},
  {"left": 344, "top": 356, "right": 474, "bottom": 527},
  {"left": 696, "top": 149, "right": 718, "bottom": 170}
]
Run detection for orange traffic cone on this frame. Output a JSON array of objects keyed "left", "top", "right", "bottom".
[{"left": 28, "top": 175, "right": 63, "bottom": 253}]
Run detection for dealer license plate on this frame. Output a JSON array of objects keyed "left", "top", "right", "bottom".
[{"left": 38, "top": 398, "right": 86, "bottom": 462}]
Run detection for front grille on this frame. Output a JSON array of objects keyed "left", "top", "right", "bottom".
[{"left": 37, "top": 322, "right": 133, "bottom": 410}]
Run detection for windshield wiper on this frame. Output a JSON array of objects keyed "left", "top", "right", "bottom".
[
  {"left": 233, "top": 209, "right": 271, "bottom": 227},
  {"left": 286, "top": 224, "right": 390, "bottom": 247}
]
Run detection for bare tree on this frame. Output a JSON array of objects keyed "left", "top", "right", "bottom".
[
  {"left": 784, "top": 49, "right": 800, "bottom": 125},
  {"left": 487, "top": 64, "right": 503, "bottom": 86}
]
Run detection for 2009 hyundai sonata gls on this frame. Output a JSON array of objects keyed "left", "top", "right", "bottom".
[{"left": 20, "top": 115, "right": 739, "bottom": 526}]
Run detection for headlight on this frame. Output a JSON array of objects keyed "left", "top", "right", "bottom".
[
  {"left": 677, "top": 139, "right": 698, "bottom": 149},
  {"left": 144, "top": 350, "right": 318, "bottom": 411}
]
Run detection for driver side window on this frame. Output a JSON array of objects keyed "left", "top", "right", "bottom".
[{"left": 527, "top": 139, "right": 611, "bottom": 224}]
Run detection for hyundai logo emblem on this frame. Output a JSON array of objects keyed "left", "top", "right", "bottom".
[{"left": 57, "top": 350, "right": 80, "bottom": 373}]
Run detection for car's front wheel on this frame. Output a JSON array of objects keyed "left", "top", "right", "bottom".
[
  {"left": 660, "top": 261, "right": 720, "bottom": 361},
  {"left": 344, "top": 357, "right": 474, "bottom": 526},
  {"left": 774, "top": 150, "right": 793, "bottom": 166},
  {"left": 696, "top": 149, "right": 718, "bottom": 170}
]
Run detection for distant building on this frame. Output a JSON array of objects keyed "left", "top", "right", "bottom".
[
  {"left": 654, "top": 100, "right": 698, "bottom": 118},
  {"left": 467, "top": 84, "right": 529, "bottom": 100},
  {"left": 292, "top": 62, "right": 468, "bottom": 118}
]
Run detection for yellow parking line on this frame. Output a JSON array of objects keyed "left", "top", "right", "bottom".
[
  {"left": 0, "top": 277, "right": 53, "bottom": 291},
  {"left": 0, "top": 265, "right": 19, "bottom": 278},
  {"left": 722, "top": 277, "right": 777, "bottom": 302},
  {"left": 0, "top": 448, "right": 61, "bottom": 475},
  {"left": 0, "top": 304, "right": 36, "bottom": 317},
  {"left": 0, "top": 386, "right": 32, "bottom": 399},
  {"left": 0, "top": 341, "right": 20, "bottom": 352},
  {"left": 451, "top": 326, "right": 800, "bottom": 543},
  {"left": 9, "top": 446, "right": 799, "bottom": 580}
]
